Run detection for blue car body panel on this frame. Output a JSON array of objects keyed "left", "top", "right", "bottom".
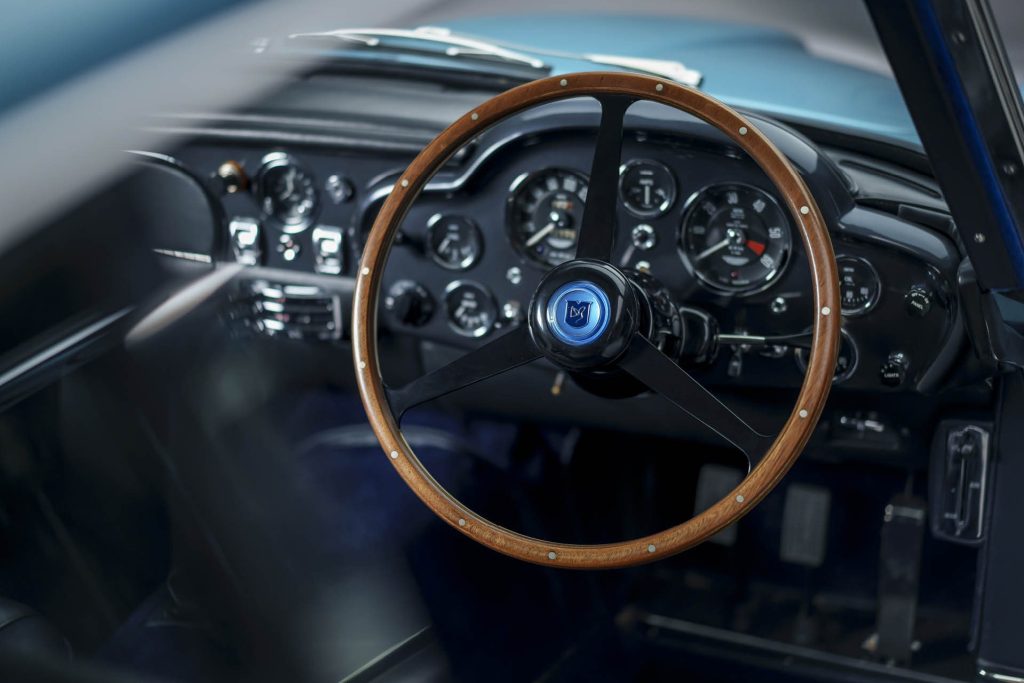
[{"left": 442, "top": 15, "right": 921, "bottom": 146}]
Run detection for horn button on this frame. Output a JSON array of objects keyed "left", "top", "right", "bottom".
[{"left": 528, "top": 260, "right": 644, "bottom": 370}]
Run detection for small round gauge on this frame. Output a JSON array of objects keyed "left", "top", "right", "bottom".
[
  {"left": 444, "top": 281, "right": 497, "bottom": 338},
  {"left": 837, "top": 255, "right": 882, "bottom": 316},
  {"left": 680, "top": 184, "right": 793, "bottom": 295},
  {"left": 619, "top": 159, "right": 676, "bottom": 217},
  {"left": 427, "top": 214, "right": 483, "bottom": 271},
  {"left": 795, "top": 328, "right": 859, "bottom": 384},
  {"left": 507, "top": 168, "right": 589, "bottom": 267},
  {"left": 257, "top": 153, "right": 318, "bottom": 232}
]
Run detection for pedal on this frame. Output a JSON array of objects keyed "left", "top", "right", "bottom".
[
  {"left": 694, "top": 464, "right": 743, "bottom": 546},
  {"left": 874, "top": 494, "right": 926, "bottom": 665},
  {"left": 779, "top": 483, "right": 831, "bottom": 567}
]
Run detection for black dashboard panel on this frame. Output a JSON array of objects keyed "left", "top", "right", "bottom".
[{"left": 164, "top": 96, "right": 964, "bottom": 403}]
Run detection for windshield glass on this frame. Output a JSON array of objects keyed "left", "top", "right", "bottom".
[
  {"left": 416, "top": 0, "right": 1024, "bottom": 147},
  {"left": 3, "top": 0, "right": 1023, "bottom": 150}
]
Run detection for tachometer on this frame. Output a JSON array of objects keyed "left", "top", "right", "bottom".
[
  {"left": 679, "top": 184, "right": 792, "bottom": 294},
  {"left": 507, "top": 168, "right": 589, "bottom": 267}
]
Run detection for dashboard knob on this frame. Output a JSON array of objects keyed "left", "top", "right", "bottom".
[
  {"left": 216, "top": 160, "right": 248, "bottom": 194},
  {"left": 905, "top": 285, "right": 933, "bottom": 317},
  {"left": 879, "top": 352, "right": 910, "bottom": 387},
  {"left": 631, "top": 224, "right": 657, "bottom": 251},
  {"left": 385, "top": 280, "right": 434, "bottom": 327}
]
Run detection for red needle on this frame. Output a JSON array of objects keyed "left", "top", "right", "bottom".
[{"left": 746, "top": 239, "right": 766, "bottom": 256}]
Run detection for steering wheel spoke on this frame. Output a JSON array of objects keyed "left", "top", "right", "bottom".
[
  {"left": 621, "top": 335, "right": 774, "bottom": 468},
  {"left": 387, "top": 324, "right": 540, "bottom": 418},
  {"left": 354, "top": 73, "right": 840, "bottom": 568},
  {"left": 574, "top": 94, "right": 634, "bottom": 261}
]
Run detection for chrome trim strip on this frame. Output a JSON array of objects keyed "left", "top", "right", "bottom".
[
  {"left": 153, "top": 248, "right": 213, "bottom": 263},
  {"left": 0, "top": 308, "right": 133, "bottom": 391},
  {"left": 290, "top": 26, "right": 547, "bottom": 70},
  {"left": 979, "top": 669, "right": 1024, "bottom": 683},
  {"left": 632, "top": 611, "right": 964, "bottom": 683}
]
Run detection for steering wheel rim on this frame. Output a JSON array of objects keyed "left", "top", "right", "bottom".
[{"left": 353, "top": 72, "right": 840, "bottom": 569}]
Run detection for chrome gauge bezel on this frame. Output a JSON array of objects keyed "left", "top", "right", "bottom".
[
  {"left": 618, "top": 159, "right": 677, "bottom": 218},
  {"left": 678, "top": 182, "right": 793, "bottom": 296},
  {"left": 795, "top": 328, "right": 859, "bottom": 384},
  {"left": 256, "top": 152, "right": 319, "bottom": 234},
  {"left": 443, "top": 280, "right": 498, "bottom": 338},
  {"left": 506, "top": 167, "right": 590, "bottom": 269},
  {"left": 836, "top": 255, "right": 882, "bottom": 317},
  {"left": 426, "top": 213, "right": 484, "bottom": 271}
]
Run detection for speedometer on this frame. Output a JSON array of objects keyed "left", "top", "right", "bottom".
[
  {"left": 507, "top": 168, "right": 589, "bottom": 267},
  {"left": 679, "top": 183, "right": 792, "bottom": 294}
]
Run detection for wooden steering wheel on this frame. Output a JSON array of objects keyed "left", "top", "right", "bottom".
[{"left": 352, "top": 72, "right": 840, "bottom": 569}]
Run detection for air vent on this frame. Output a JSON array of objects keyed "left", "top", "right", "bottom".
[{"left": 243, "top": 281, "right": 341, "bottom": 341}]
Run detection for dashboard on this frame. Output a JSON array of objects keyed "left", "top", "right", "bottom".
[{"left": 160, "top": 97, "right": 963, "bottom": 410}]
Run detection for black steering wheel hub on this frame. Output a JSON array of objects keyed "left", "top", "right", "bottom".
[{"left": 528, "top": 259, "right": 643, "bottom": 371}]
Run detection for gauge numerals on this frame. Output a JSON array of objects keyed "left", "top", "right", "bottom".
[
  {"left": 836, "top": 255, "right": 881, "bottom": 316},
  {"left": 444, "top": 281, "right": 497, "bottom": 338},
  {"left": 256, "top": 153, "right": 318, "bottom": 232},
  {"left": 619, "top": 159, "right": 676, "bottom": 218},
  {"left": 427, "top": 214, "right": 483, "bottom": 270},
  {"left": 507, "top": 169, "right": 589, "bottom": 267},
  {"left": 680, "top": 184, "right": 793, "bottom": 295}
]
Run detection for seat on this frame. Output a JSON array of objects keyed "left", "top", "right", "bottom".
[{"left": 0, "top": 598, "right": 71, "bottom": 659}]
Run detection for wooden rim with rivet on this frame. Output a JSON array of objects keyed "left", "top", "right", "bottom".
[{"left": 352, "top": 72, "right": 840, "bottom": 569}]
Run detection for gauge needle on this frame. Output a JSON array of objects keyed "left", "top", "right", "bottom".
[
  {"left": 525, "top": 222, "right": 556, "bottom": 248},
  {"left": 695, "top": 238, "right": 731, "bottom": 261},
  {"left": 284, "top": 169, "right": 295, "bottom": 197}
]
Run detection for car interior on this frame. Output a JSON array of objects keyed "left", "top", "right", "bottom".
[{"left": 2, "top": 1, "right": 1024, "bottom": 682}]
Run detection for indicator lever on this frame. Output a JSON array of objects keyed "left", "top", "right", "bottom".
[{"left": 718, "top": 330, "right": 814, "bottom": 350}]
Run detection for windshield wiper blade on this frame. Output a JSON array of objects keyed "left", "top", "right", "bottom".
[
  {"left": 581, "top": 54, "right": 702, "bottom": 87},
  {"left": 415, "top": 28, "right": 703, "bottom": 87},
  {"left": 288, "top": 26, "right": 548, "bottom": 72},
  {"left": 287, "top": 26, "right": 702, "bottom": 88}
]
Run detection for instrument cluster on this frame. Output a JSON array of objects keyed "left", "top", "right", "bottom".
[
  {"left": 373, "top": 135, "right": 938, "bottom": 394},
  {"left": 173, "top": 123, "right": 952, "bottom": 395},
  {"left": 424, "top": 162, "right": 820, "bottom": 302}
]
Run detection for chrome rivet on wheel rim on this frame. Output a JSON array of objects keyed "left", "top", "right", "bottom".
[{"left": 547, "top": 551, "right": 557, "bottom": 560}]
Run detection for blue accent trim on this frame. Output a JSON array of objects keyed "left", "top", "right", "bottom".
[
  {"left": 546, "top": 281, "right": 611, "bottom": 347},
  {"left": 915, "top": 0, "right": 1024, "bottom": 288}
]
